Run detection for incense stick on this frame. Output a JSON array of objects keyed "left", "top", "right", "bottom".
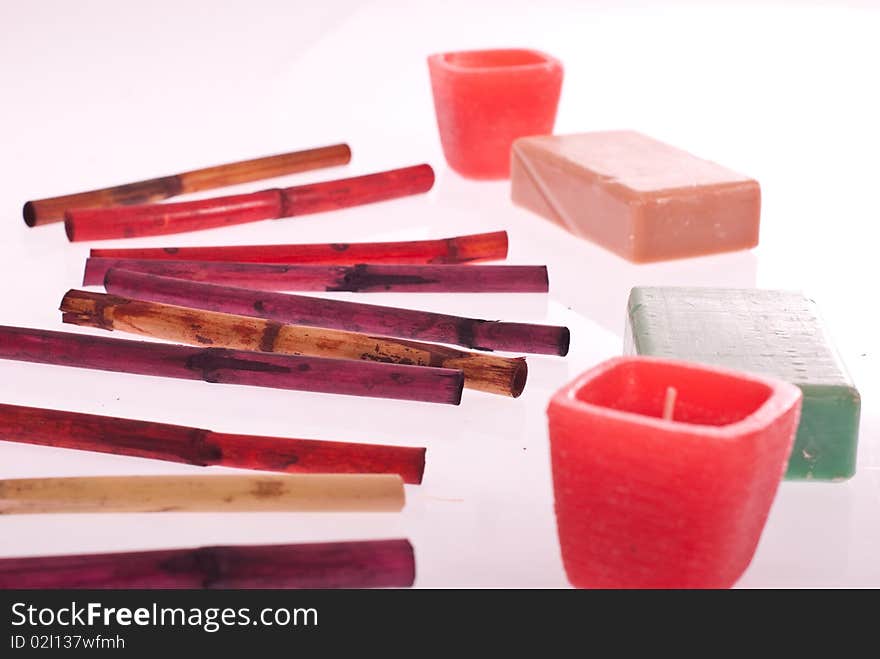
[
  {"left": 0, "top": 402, "right": 426, "bottom": 483},
  {"left": 0, "top": 325, "right": 464, "bottom": 404},
  {"left": 61, "top": 289, "right": 528, "bottom": 397},
  {"left": 0, "top": 474, "right": 404, "bottom": 515},
  {"left": 83, "top": 259, "right": 549, "bottom": 293},
  {"left": 65, "top": 164, "right": 435, "bottom": 241},
  {"left": 90, "top": 230, "right": 509, "bottom": 265},
  {"left": 0, "top": 539, "right": 415, "bottom": 589},
  {"left": 104, "top": 269, "right": 571, "bottom": 356},
  {"left": 23, "top": 143, "right": 351, "bottom": 227}
]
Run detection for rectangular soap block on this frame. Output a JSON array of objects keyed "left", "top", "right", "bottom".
[
  {"left": 625, "top": 287, "right": 861, "bottom": 480},
  {"left": 511, "top": 131, "right": 761, "bottom": 262}
]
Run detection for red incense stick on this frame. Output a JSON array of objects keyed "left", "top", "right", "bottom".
[
  {"left": 83, "top": 259, "right": 549, "bottom": 293},
  {"left": 104, "top": 269, "right": 571, "bottom": 355},
  {"left": 0, "top": 402, "right": 425, "bottom": 483},
  {"left": 0, "top": 325, "right": 464, "bottom": 405},
  {"left": 0, "top": 539, "right": 415, "bottom": 589},
  {"left": 90, "top": 230, "right": 509, "bottom": 265},
  {"left": 65, "top": 164, "right": 435, "bottom": 241}
]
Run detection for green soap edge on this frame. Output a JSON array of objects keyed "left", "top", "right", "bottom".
[
  {"left": 624, "top": 288, "right": 861, "bottom": 481},
  {"left": 787, "top": 384, "right": 860, "bottom": 481}
]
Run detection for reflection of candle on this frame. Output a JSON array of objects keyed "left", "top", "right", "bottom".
[
  {"left": 428, "top": 49, "right": 563, "bottom": 179},
  {"left": 547, "top": 356, "right": 802, "bottom": 589},
  {"left": 626, "top": 287, "right": 861, "bottom": 481}
]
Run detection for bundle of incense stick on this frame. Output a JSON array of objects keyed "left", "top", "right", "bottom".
[
  {"left": 90, "top": 230, "right": 509, "bottom": 265},
  {"left": 61, "top": 290, "right": 528, "bottom": 397},
  {"left": 0, "top": 402, "right": 426, "bottom": 483},
  {"left": 65, "top": 164, "right": 435, "bottom": 241},
  {"left": 0, "top": 474, "right": 404, "bottom": 515},
  {"left": 23, "top": 143, "right": 351, "bottom": 227},
  {"left": 0, "top": 325, "right": 464, "bottom": 404},
  {"left": 83, "top": 259, "right": 549, "bottom": 293},
  {"left": 0, "top": 539, "right": 415, "bottom": 589},
  {"left": 105, "top": 269, "right": 571, "bottom": 355}
]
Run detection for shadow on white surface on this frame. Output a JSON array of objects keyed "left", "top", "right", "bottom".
[{"left": 740, "top": 483, "right": 857, "bottom": 588}]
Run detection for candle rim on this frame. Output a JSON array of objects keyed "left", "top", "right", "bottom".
[
  {"left": 428, "top": 49, "right": 562, "bottom": 74},
  {"left": 549, "top": 356, "right": 802, "bottom": 438}
]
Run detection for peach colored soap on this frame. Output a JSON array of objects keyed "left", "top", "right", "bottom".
[{"left": 511, "top": 131, "right": 761, "bottom": 262}]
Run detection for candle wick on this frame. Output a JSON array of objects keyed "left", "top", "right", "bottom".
[{"left": 662, "top": 386, "right": 677, "bottom": 421}]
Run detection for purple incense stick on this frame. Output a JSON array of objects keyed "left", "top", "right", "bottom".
[
  {"left": 83, "top": 259, "right": 550, "bottom": 293},
  {"left": 0, "top": 325, "right": 463, "bottom": 404},
  {"left": 0, "top": 539, "right": 415, "bottom": 589},
  {"left": 104, "top": 269, "right": 571, "bottom": 356}
]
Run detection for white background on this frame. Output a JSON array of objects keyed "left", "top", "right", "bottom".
[{"left": 0, "top": 0, "right": 877, "bottom": 587}]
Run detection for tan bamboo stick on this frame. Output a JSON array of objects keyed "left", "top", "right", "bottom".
[
  {"left": 23, "top": 143, "right": 352, "bottom": 227},
  {"left": 61, "top": 289, "right": 528, "bottom": 397},
  {"left": 0, "top": 474, "right": 405, "bottom": 515}
]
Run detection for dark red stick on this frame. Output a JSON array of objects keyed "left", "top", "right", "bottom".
[
  {"left": 0, "top": 325, "right": 464, "bottom": 405},
  {"left": 89, "top": 231, "right": 509, "bottom": 265},
  {"left": 104, "top": 269, "right": 571, "bottom": 356},
  {"left": 0, "top": 402, "right": 425, "bottom": 484},
  {"left": 0, "top": 539, "right": 415, "bottom": 589},
  {"left": 65, "top": 164, "right": 435, "bottom": 242},
  {"left": 83, "top": 259, "right": 549, "bottom": 293}
]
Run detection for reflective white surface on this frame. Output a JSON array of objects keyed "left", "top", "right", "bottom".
[{"left": 0, "top": 0, "right": 877, "bottom": 587}]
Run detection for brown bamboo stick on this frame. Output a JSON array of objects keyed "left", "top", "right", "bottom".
[
  {"left": 23, "top": 143, "right": 351, "bottom": 227},
  {"left": 61, "top": 289, "right": 528, "bottom": 397},
  {"left": 0, "top": 474, "right": 405, "bottom": 515}
]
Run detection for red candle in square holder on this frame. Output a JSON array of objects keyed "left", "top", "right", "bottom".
[
  {"left": 547, "top": 357, "right": 802, "bottom": 589},
  {"left": 428, "top": 49, "right": 563, "bottom": 179}
]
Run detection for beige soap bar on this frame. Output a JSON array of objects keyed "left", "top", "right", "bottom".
[{"left": 511, "top": 131, "right": 760, "bottom": 262}]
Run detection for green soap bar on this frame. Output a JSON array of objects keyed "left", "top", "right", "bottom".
[{"left": 625, "top": 287, "right": 860, "bottom": 481}]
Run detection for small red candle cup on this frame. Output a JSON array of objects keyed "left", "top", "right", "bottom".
[
  {"left": 547, "top": 357, "right": 802, "bottom": 589},
  {"left": 427, "top": 49, "right": 563, "bottom": 179}
]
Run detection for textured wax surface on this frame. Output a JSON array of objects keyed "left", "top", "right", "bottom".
[
  {"left": 513, "top": 131, "right": 754, "bottom": 193},
  {"left": 626, "top": 287, "right": 861, "bottom": 480},
  {"left": 428, "top": 49, "right": 563, "bottom": 179},
  {"left": 548, "top": 357, "right": 802, "bottom": 588},
  {"left": 627, "top": 288, "right": 850, "bottom": 386},
  {"left": 510, "top": 131, "right": 761, "bottom": 262}
]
